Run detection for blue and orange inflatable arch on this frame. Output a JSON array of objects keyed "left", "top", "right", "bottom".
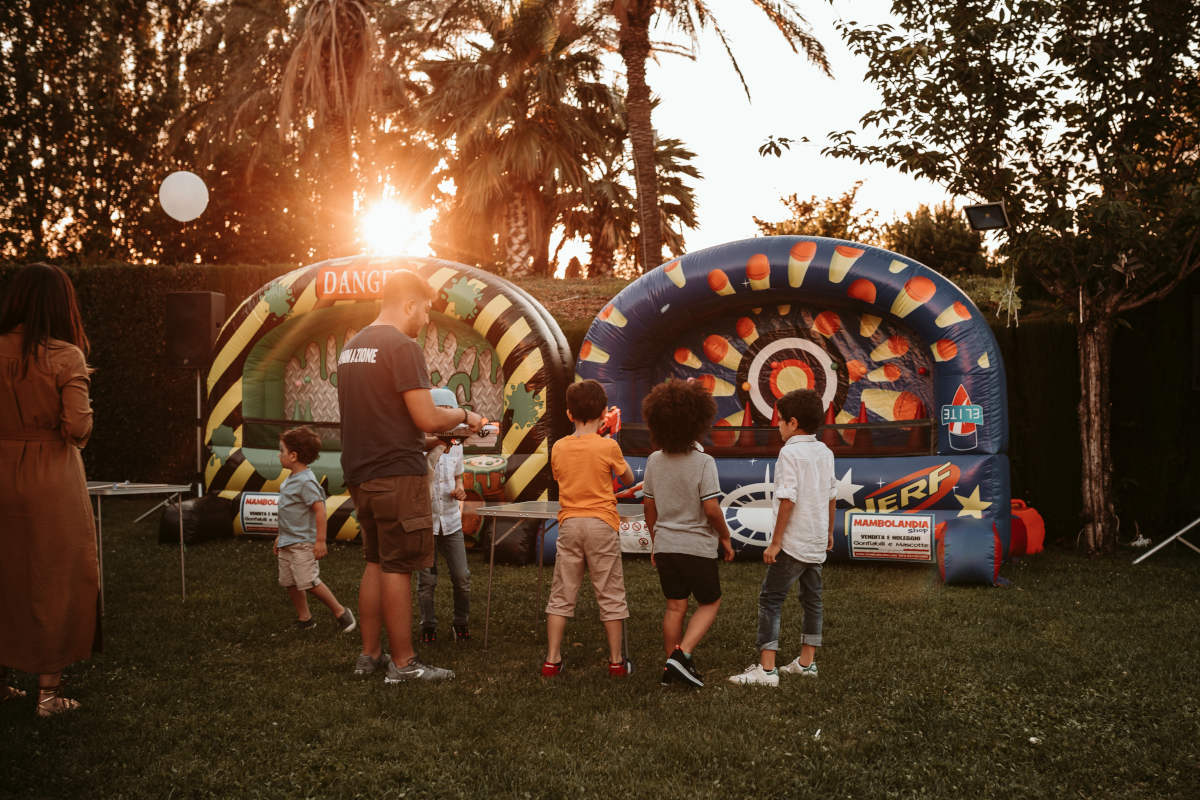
[{"left": 578, "top": 236, "right": 1010, "bottom": 584}]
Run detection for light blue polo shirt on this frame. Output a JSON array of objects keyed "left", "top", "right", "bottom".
[{"left": 277, "top": 468, "right": 325, "bottom": 547}]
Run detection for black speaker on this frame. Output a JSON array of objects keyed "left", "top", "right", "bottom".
[{"left": 165, "top": 292, "right": 225, "bottom": 368}]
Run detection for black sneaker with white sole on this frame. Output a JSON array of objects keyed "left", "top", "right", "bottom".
[{"left": 666, "top": 647, "right": 703, "bottom": 687}]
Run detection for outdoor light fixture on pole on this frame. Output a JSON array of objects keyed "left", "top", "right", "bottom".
[{"left": 963, "top": 201, "right": 1010, "bottom": 231}]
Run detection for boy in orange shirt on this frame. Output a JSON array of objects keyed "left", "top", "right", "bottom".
[{"left": 542, "top": 380, "right": 635, "bottom": 677}]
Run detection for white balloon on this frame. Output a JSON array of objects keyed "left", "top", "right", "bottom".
[{"left": 159, "top": 170, "right": 209, "bottom": 222}]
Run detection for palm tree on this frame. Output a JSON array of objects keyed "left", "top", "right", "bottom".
[
  {"left": 421, "top": 0, "right": 619, "bottom": 276},
  {"left": 610, "top": 0, "right": 831, "bottom": 270}
]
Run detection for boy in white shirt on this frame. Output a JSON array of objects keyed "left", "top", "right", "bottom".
[
  {"left": 729, "top": 389, "right": 836, "bottom": 687},
  {"left": 417, "top": 388, "right": 471, "bottom": 643}
]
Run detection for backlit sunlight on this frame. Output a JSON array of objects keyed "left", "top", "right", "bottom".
[{"left": 360, "top": 200, "right": 435, "bottom": 257}]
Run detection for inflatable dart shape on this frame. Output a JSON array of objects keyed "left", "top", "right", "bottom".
[
  {"left": 845, "top": 359, "right": 868, "bottom": 383},
  {"left": 579, "top": 340, "right": 609, "bottom": 364},
  {"left": 818, "top": 402, "right": 840, "bottom": 450},
  {"left": 890, "top": 275, "right": 936, "bottom": 318},
  {"left": 788, "top": 241, "right": 816, "bottom": 287},
  {"left": 835, "top": 409, "right": 855, "bottom": 445},
  {"left": 847, "top": 278, "right": 877, "bottom": 304},
  {"left": 947, "top": 384, "right": 978, "bottom": 451},
  {"left": 746, "top": 253, "right": 771, "bottom": 290},
  {"left": 694, "top": 373, "right": 736, "bottom": 396},
  {"left": 812, "top": 311, "right": 841, "bottom": 339},
  {"left": 866, "top": 364, "right": 902, "bottom": 383},
  {"left": 674, "top": 347, "right": 701, "bottom": 369},
  {"left": 888, "top": 259, "right": 908, "bottom": 274},
  {"left": 931, "top": 339, "right": 958, "bottom": 362},
  {"left": 664, "top": 260, "right": 686, "bottom": 288},
  {"left": 777, "top": 304, "right": 791, "bottom": 316},
  {"left": 870, "top": 334, "right": 910, "bottom": 362},
  {"left": 977, "top": 352, "right": 991, "bottom": 369},
  {"left": 860, "top": 314, "right": 882, "bottom": 338},
  {"left": 598, "top": 302, "right": 627, "bottom": 327},
  {"left": 935, "top": 301, "right": 971, "bottom": 328},
  {"left": 849, "top": 403, "right": 872, "bottom": 452},
  {"left": 861, "top": 388, "right": 922, "bottom": 422},
  {"left": 736, "top": 316, "right": 759, "bottom": 346},
  {"left": 711, "top": 419, "right": 736, "bottom": 448},
  {"left": 828, "top": 245, "right": 864, "bottom": 283},
  {"left": 703, "top": 334, "right": 742, "bottom": 371},
  {"left": 906, "top": 401, "right": 930, "bottom": 453},
  {"left": 735, "top": 400, "right": 758, "bottom": 448},
  {"left": 707, "top": 268, "right": 736, "bottom": 296}
]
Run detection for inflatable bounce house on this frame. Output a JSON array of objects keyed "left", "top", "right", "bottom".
[
  {"left": 201, "top": 256, "right": 573, "bottom": 542},
  {"left": 578, "top": 236, "right": 1011, "bottom": 585}
]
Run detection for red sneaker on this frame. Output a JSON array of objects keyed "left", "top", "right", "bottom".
[
  {"left": 540, "top": 660, "right": 564, "bottom": 677},
  {"left": 608, "top": 659, "right": 632, "bottom": 677}
]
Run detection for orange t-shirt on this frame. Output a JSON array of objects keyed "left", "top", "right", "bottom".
[{"left": 551, "top": 433, "right": 625, "bottom": 531}]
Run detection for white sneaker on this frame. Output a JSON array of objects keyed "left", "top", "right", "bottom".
[
  {"left": 727, "top": 664, "right": 779, "bottom": 687},
  {"left": 780, "top": 657, "right": 818, "bottom": 677}
]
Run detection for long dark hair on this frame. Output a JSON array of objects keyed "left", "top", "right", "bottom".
[{"left": 0, "top": 262, "right": 90, "bottom": 371}]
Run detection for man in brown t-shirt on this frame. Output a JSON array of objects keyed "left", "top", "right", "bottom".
[{"left": 337, "top": 270, "right": 482, "bottom": 682}]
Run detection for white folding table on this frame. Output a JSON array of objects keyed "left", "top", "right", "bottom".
[
  {"left": 474, "top": 501, "right": 645, "bottom": 648},
  {"left": 87, "top": 482, "right": 192, "bottom": 612}
]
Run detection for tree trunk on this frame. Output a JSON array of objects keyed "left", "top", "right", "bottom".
[
  {"left": 1076, "top": 308, "right": 1116, "bottom": 555},
  {"left": 589, "top": 232, "right": 615, "bottom": 277},
  {"left": 617, "top": 3, "right": 662, "bottom": 272},
  {"left": 504, "top": 191, "right": 536, "bottom": 277}
]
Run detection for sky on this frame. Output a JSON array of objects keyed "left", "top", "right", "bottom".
[{"left": 638, "top": 0, "right": 953, "bottom": 254}]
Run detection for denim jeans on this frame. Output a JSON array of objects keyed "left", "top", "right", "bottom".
[
  {"left": 756, "top": 551, "right": 822, "bottom": 652},
  {"left": 417, "top": 531, "right": 471, "bottom": 627}
]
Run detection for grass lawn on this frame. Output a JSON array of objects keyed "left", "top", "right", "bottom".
[{"left": 2, "top": 499, "right": 1198, "bottom": 800}]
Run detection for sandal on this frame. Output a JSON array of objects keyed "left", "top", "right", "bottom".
[{"left": 36, "top": 685, "right": 81, "bottom": 718}]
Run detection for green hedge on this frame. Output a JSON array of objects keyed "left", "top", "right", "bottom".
[{"left": 2, "top": 262, "right": 1196, "bottom": 544}]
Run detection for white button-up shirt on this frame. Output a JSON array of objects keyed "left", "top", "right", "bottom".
[
  {"left": 772, "top": 434, "right": 837, "bottom": 563},
  {"left": 428, "top": 442, "right": 464, "bottom": 535}
]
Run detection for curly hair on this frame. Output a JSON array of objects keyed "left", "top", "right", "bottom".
[
  {"left": 776, "top": 389, "right": 824, "bottom": 434},
  {"left": 642, "top": 378, "right": 717, "bottom": 454},
  {"left": 566, "top": 379, "right": 608, "bottom": 423},
  {"left": 281, "top": 425, "right": 322, "bottom": 465}
]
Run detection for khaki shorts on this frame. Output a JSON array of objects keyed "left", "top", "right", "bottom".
[
  {"left": 277, "top": 543, "right": 321, "bottom": 590},
  {"left": 350, "top": 475, "right": 434, "bottom": 573},
  {"left": 545, "top": 516, "right": 628, "bottom": 621}
]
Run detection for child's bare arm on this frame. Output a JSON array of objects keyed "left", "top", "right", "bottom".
[
  {"left": 313, "top": 501, "right": 328, "bottom": 559},
  {"left": 702, "top": 497, "right": 735, "bottom": 562},
  {"left": 765, "top": 499, "right": 795, "bottom": 564},
  {"left": 616, "top": 459, "right": 635, "bottom": 487},
  {"left": 643, "top": 497, "right": 658, "bottom": 565},
  {"left": 452, "top": 474, "right": 466, "bottom": 501},
  {"left": 827, "top": 498, "right": 836, "bottom": 551}
]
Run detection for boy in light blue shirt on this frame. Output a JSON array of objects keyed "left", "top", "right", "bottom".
[{"left": 276, "top": 426, "right": 357, "bottom": 633}]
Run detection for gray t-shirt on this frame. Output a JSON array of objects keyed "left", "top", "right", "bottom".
[
  {"left": 642, "top": 448, "right": 722, "bottom": 558},
  {"left": 277, "top": 468, "right": 325, "bottom": 547}
]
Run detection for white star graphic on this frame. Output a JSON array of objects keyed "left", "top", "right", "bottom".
[
  {"left": 954, "top": 486, "right": 993, "bottom": 519},
  {"left": 834, "top": 468, "right": 863, "bottom": 505}
]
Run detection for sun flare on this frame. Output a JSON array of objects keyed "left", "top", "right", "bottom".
[{"left": 360, "top": 201, "right": 435, "bottom": 257}]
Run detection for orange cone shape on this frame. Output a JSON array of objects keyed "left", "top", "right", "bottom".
[
  {"left": 664, "top": 260, "right": 686, "bottom": 288},
  {"left": 707, "top": 268, "right": 735, "bottom": 296},
  {"left": 746, "top": 253, "right": 771, "bottom": 290},
  {"left": 788, "top": 241, "right": 816, "bottom": 287},
  {"left": 828, "top": 245, "right": 864, "bottom": 283}
]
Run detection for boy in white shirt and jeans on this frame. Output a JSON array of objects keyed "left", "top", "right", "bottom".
[
  {"left": 729, "top": 388, "right": 836, "bottom": 687},
  {"left": 418, "top": 388, "right": 471, "bottom": 643}
]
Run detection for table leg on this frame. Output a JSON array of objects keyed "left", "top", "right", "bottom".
[
  {"left": 176, "top": 493, "right": 186, "bottom": 601},
  {"left": 96, "top": 495, "right": 104, "bottom": 616},
  {"left": 484, "top": 516, "right": 498, "bottom": 650}
]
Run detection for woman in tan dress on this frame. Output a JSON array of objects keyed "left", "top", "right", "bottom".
[{"left": 0, "top": 263, "right": 99, "bottom": 717}]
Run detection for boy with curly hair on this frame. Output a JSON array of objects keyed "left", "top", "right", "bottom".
[
  {"left": 275, "top": 426, "right": 356, "bottom": 633},
  {"left": 641, "top": 379, "right": 734, "bottom": 688}
]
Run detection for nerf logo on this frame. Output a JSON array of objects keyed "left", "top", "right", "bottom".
[
  {"left": 861, "top": 462, "right": 961, "bottom": 513},
  {"left": 940, "top": 405, "right": 982, "bottom": 425}
]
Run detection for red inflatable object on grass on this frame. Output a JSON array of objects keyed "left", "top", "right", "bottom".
[{"left": 1009, "top": 499, "right": 1045, "bottom": 555}]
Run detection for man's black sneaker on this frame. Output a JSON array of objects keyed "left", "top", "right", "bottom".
[
  {"left": 295, "top": 617, "right": 317, "bottom": 631},
  {"left": 452, "top": 624, "right": 470, "bottom": 642},
  {"left": 666, "top": 647, "right": 703, "bottom": 687}
]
